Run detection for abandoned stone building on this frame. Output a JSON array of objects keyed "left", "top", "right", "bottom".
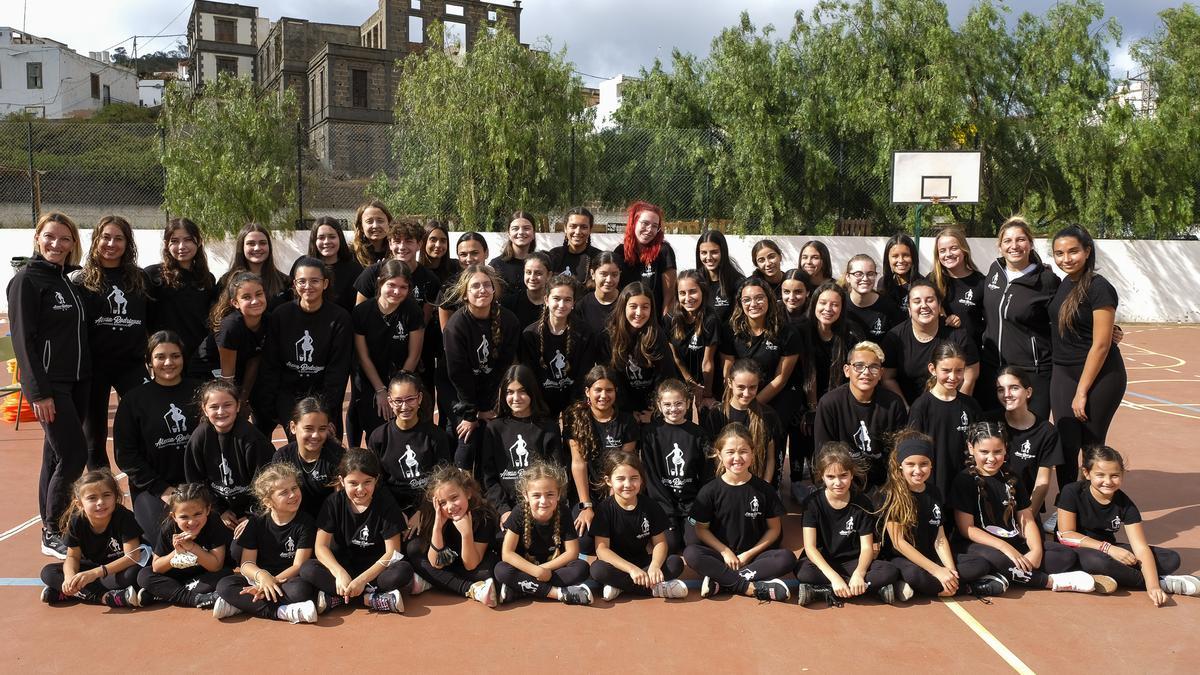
[{"left": 189, "top": 0, "right": 523, "bottom": 176}]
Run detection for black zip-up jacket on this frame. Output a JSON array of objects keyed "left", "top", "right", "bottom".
[
  {"left": 70, "top": 267, "right": 150, "bottom": 366},
  {"left": 7, "top": 255, "right": 90, "bottom": 401},
  {"left": 443, "top": 306, "right": 522, "bottom": 421},
  {"left": 981, "top": 258, "right": 1060, "bottom": 372},
  {"left": 258, "top": 300, "right": 352, "bottom": 411}
]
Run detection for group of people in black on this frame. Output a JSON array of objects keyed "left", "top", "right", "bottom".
[{"left": 11, "top": 201, "right": 1196, "bottom": 618}]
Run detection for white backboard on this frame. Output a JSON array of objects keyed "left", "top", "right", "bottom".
[{"left": 891, "top": 151, "right": 982, "bottom": 204}]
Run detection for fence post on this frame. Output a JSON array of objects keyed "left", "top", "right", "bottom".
[
  {"left": 27, "top": 120, "right": 36, "bottom": 227},
  {"left": 159, "top": 126, "right": 169, "bottom": 224},
  {"left": 296, "top": 119, "right": 304, "bottom": 230},
  {"left": 569, "top": 126, "right": 576, "bottom": 206},
  {"left": 703, "top": 172, "right": 712, "bottom": 230}
]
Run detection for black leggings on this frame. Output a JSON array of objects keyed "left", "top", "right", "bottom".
[
  {"left": 795, "top": 557, "right": 899, "bottom": 589},
  {"left": 37, "top": 381, "right": 90, "bottom": 530},
  {"left": 493, "top": 558, "right": 589, "bottom": 598},
  {"left": 298, "top": 557, "right": 413, "bottom": 597},
  {"left": 1075, "top": 544, "right": 1180, "bottom": 589},
  {"left": 888, "top": 554, "right": 992, "bottom": 596},
  {"left": 345, "top": 379, "right": 386, "bottom": 448},
  {"left": 1051, "top": 357, "right": 1126, "bottom": 492},
  {"left": 41, "top": 561, "right": 140, "bottom": 598},
  {"left": 406, "top": 538, "right": 495, "bottom": 596},
  {"left": 82, "top": 362, "right": 145, "bottom": 471},
  {"left": 136, "top": 566, "right": 228, "bottom": 605},
  {"left": 663, "top": 516, "right": 699, "bottom": 554},
  {"left": 682, "top": 545, "right": 797, "bottom": 594},
  {"left": 590, "top": 555, "right": 684, "bottom": 595},
  {"left": 962, "top": 539, "right": 1077, "bottom": 588},
  {"left": 131, "top": 490, "right": 168, "bottom": 545},
  {"left": 215, "top": 574, "right": 316, "bottom": 618},
  {"left": 787, "top": 424, "right": 815, "bottom": 485}
]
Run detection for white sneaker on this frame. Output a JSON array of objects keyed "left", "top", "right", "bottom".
[
  {"left": 211, "top": 595, "right": 242, "bottom": 619},
  {"left": 651, "top": 579, "right": 688, "bottom": 599},
  {"left": 1160, "top": 574, "right": 1200, "bottom": 596},
  {"left": 410, "top": 573, "right": 432, "bottom": 596},
  {"left": 468, "top": 578, "right": 498, "bottom": 608},
  {"left": 1050, "top": 571, "right": 1096, "bottom": 593},
  {"left": 895, "top": 580, "right": 915, "bottom": 602},
  {"left": 601, "top": 585, "right": 622, "bottom": 601},
  {"left": 277, "top": 600, "right": 318, "bottom": 624}
]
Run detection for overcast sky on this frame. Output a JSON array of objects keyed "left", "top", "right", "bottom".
[{"left": 8, "top": 0, "right": 1180, "bottom": 79}]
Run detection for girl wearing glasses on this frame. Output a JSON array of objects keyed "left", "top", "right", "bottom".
[
  {"left": 612, "top": 201, "right": 677, "bottom": 317},
  {"left": 842, "top": 254, "right": 904, "bottom": 341},
  {"left": 367, "top": 373, "right": 452, "bottom": 541},
  {"left": 259, "top": 257, "right": 353, "bottom": 442}
]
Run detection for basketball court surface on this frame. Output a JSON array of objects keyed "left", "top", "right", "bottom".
[{"left": 0, "top": 325, "right": 1196, "bottom": 672}]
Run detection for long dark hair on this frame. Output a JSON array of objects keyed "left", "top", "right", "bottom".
[
  {"left": 494, "top": 364, "right": 549, "bottom": 419},
  {"left": 229, "top": 223, "right": 286, "bottom": 299},
  {"left": 878, "top": 233, "right": 919, "bottom": 296},
  {"left": 1053, "top": 225, "right": 1098, "bottom": 336},
  {"left": 80, "top": 215, "right": 145, "bottom": 296},
  {"left": 208, "top": 271, "right": 263, "bottom": 332},
  {"left": 800, "top": 240, "right": 833, "bottom": 282},
  {"left": 501, "top": 211, "right": 538, "bottom": 261},
  {"left": 307, "top": 216, "right": 351, "bottom": 263},
  {"left": 160, "top": 218, "right": 212, "bottom": 290},
  {"left": 803, "top": 281, "right": 854, "bottom": 396},
  {"left": 608, "top": 282, "right": 663, "bottom": 370},
  {"left": 695, "top": 229, "right": 743, "bottom": 300},
  {"left": 669, "top": 269, "right": 708, "bottom": 344},
  {"left": 729, "top": 276, "right": 783, "bottom": 345}
]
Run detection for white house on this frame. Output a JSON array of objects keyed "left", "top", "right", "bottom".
[
  {"left": 138, "top": 79, "right": 165, "bottom": 107},
  {"left": 594, "top": 74, "right": 635, "bottom": 131},
  {"left": 0, "top": 27, "right": 138, "bottom": 118}
]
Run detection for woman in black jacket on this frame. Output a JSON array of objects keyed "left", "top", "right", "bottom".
[{"left": 7, "top": 212, "right": 90, "bottom": 558}]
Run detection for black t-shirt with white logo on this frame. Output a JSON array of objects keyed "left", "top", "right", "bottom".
[
  {"left": 519, "top": 322, "right": 595, "bottom": 416},
  {"left": 367, "top": 420, "right": 453, "bottom": 514},
  {"left": 216, "top": 311, "right": 264, "bottom": 386},
  {"left": 152, "top": 515, "right": 232, "bottom": 562},
  {"left": 183, "top": 419, "right": 274, "bottom": 517},
  {"left": 689, "top": 475, "right": 783, "bottom": 554},
  {"left": 1056, "top": 481, "right": 1141, "bottom": 545},
  {"left": 846, "top": 295, "right": 905, "bottom": 341},
  {"left": 717, "top": 322, "right": 802, "bottom": 386},
  {"left": 434, "top": 508, "right": 498, "bottom": 555},
  {"left": 503, "top": 502, "right": 578, "bottom": 564},
  {"left": 801, "top": 489, "right": 875, "bottom": 565},
  {"left": 882, "top": 486, "right": 946, "bottom": 562},
  {"left": 317, "top": 488, "right": 405, "bottom": 572},
  {"left": 354, "top": 261, "right": 440, "bottom": 311},
  {"left": 272, "top": 441, "right": 344, "bottom": 520},
  {"left": 949, "top": 469, "right": 1031, "bottom": 545},
  {"left": 65, "top": 505, "right": 142, "bottom": 565},
  {"left": 563, "top": 410, "right": 639, "bottom": 500},
  {"left": 590, "top": 496, "right": 669, "bottom": 567},
  {"left": 613, "top": 241, "right": 677, "bottom": 313},
  {"left": 987, "top": 414, "right": 1063, "bottom": 506},
  {"left": 882, "top": 320, "right": 980, "bottom": 404},
  {"left": 813, "top": 384, "right": 908, "bottom": 488},
  {"left": 480, "top": 416, "right": 565, "bottom": 512},
  {"left": 906, "top": 391, "right": 983, "bottom": 499},
  {"left": 663, "top": 312, "right": 718, "bottom": 387},
  {"left": 236, "top": 510, "right": 316, "bottom": 574},
  {"left": 548, "top": 244, "right": 602, "bottom": 280},
  {"left": 576, "top": 293, "right": 617, "bottom": 337},
  {"left": 351, "top": 298, "right": 425, "bottom": 389},
  {"left": 639, "top": 419, "right": 712, "bottom": 519},
  {"left": 945, "top": 271, "right": 987, "bottom": 348},
  {"left": 598, "top": 329, "right": 678, "bottom": 413}
]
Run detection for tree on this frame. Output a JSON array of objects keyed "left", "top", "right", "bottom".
[
  {"left": 160, "top": 73, "right": 298, "bottom": 237},
  {"left": 372, "top": 23, "right": 594, "bottom": 228}
]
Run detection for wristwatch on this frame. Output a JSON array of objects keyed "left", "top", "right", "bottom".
[{"left": 580, "top": 502, "right": 593, "bottom": 510}]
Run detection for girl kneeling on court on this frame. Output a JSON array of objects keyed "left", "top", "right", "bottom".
[
  {"left": 683, "top": 423, "right": 794, "bottom": 602},
  {"left": 1056, "top": 445, "right": 1200, "bottom": 606},
  {"left": 590, "top": 450, "right": 688, "bottom": 601},
  {"left": 878, "top": 432, "right": 1006, "bottom": 598},
  {"left": 212, "top": 463, "right": 318, "bottom": 623},
  {"left": 494, "top": 460, "right": 592, "bottom": 605},
  {"left": 136, "top": 483, "right": 231, "bottom": 608},
  {"left": 299, "top": 448, "right": 413, "bottom": 614},
  {"left": 950, "top": 421, "right": 1100, "bottom": 593},
  {"left": 795, "top": 442, "right": 902, "bottom": 605},
  {"left": 40, "top": 470, "right": 146, "bottom": 608},
  {"left": 406, "top": 465, "right": 501, "bottom": 608}
]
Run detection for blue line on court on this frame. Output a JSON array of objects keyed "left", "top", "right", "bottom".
[
  {"left": 0, "top": 578, "right": 43, "bottom": 586},
  {"left": 1125, "top": 391, "right": 1200, "bottom": 415}
]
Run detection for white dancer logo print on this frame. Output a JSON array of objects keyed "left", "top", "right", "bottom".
[
  {"left": 930, "top": 504, "right": 942, "bottom": 527},
  {"left": 627, "top": 357, "right": 643, "bottom": 381},
  {"left": 667, "top": 443, "right": 686, "bottom": 477},
  {"left": 550, "top": 350, "right": 567, "bottom": 379},
  {"left": 296, "top": 330, "right": 315, "bottom": 363},
  {"left": 853, "top": 421, "right": 873, "bottom": 458},
  {"left": 745, "top": 496, "right": 761, "bottom": 518},
  {"left": 476, "top": 337, "right": 492, "bottom": 374},
  {"left": 107, "top": 286, "right": 128, "bottom": 315},
  {"left": 163, "top": 403, "right": 188, "bottom": 434},
  {"left": 508, "top": 434, "right": 530, "bottom": 468},
  {"left": 839, "top": 514, "right": 856, "bottom": 536},
  {"left": 400, "top": 444, "right": 420, "bottom": 478},
  {"left": 219, "top": 454, "right": 234, "bottom": 486}
]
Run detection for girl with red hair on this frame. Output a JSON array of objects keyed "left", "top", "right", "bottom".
[{"left": 612, "top": 201, "right": 677, "bottom": 317}]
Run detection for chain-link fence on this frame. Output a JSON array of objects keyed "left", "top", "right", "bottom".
[{"left": 1, "top": 118, "right": 1187, "bottom": 238}]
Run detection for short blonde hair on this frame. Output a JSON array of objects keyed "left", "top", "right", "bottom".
[
  {"left": 849, "top": 340, "right": 885, "bottom": 363},
  {"left": 33, "top": 212, "right": 82, "bottom": 267}
]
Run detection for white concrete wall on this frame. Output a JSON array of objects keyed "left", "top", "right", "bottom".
[{"left": 0, "top": 229, "right": 1195, "bottom": 323}]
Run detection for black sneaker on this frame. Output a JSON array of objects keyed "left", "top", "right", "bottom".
[
  {"left": 40, "top": 587, "right": 69, "bottom": 604},
  {"left": 795, "top": 583, "right": 817, "bottom": 607},
  {"left": 40, "top": 528, "right": 67, "bottom": 560},
  {"left": 191, "top": 592, "right": 217, "bottom": 609},
  {"left": 558, "top": 584, "right": 593, "bottom": 606},
  {"left": 970, "top": 574, "right": 1009, "bottom": 598},
  {"left": 753, "top": 579, "right": 790, "bottom": 602},
  {"left": 101, "top": 587, "right": 138, "bottom": 609},
  {"left": 811, "top": 585, "right": 842, "bottom": 608}
]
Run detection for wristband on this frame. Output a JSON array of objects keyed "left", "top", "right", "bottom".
[
  {"left": 100, "top": 564, "right": 108, "bottom": 578},
  {"left": 1100, "top": 541, "right": 1111, "bottom": 554}
]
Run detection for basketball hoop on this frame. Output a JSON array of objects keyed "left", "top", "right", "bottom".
[{"left": 891, "top": 151, "right": 981, "bottom": 248}]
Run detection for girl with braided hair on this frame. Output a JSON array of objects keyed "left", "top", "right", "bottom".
[
  {"left": 443, "top": 265, "right": 522, "bottom": 468},
  {"left": 494, "top": 460, "right": 592, "bottom": 605},
  {"left": 949, "top": 421, "right": 1102, "bottom": 593},
  {"left": 519, "top": 274, "right": 594, "bottom": 418}
]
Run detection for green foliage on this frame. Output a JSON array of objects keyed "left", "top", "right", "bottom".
[
  {"left": 160, "top": 73, "right": 298, "bottom": 237},
  {"left": 374, "top": 23, "right": 594, "bottom": 229}
]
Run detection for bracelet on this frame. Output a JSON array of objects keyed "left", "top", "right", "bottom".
[
  {"left": 100, "top": 564, "right": 108, "bottom": 578},
  {"left": 430, "top": 543, "right": 445, "bottom": 552},
  {"left": 254, "top": 569, "right": 265, "bottom": 584},
  {"left": 376, "top": 387, "right": 387, "bottom": 394},
  {"left": 1099, "top": 541, "right": 1111, "bottom": 554}
]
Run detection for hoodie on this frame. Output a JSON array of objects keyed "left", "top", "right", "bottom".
[
  {"left": 981, "top": 258, "right": 1060, "bottom": 372},
  {"left": 6, "top": 255, "right": 90, "bottom": 400}
]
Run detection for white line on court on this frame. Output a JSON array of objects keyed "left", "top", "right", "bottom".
[
  {"left": 940, "top": 598, "right": 1036, "bottom": 675},
  {"left": 0, "top": 516, "right": 39, "bottom": 542}
]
